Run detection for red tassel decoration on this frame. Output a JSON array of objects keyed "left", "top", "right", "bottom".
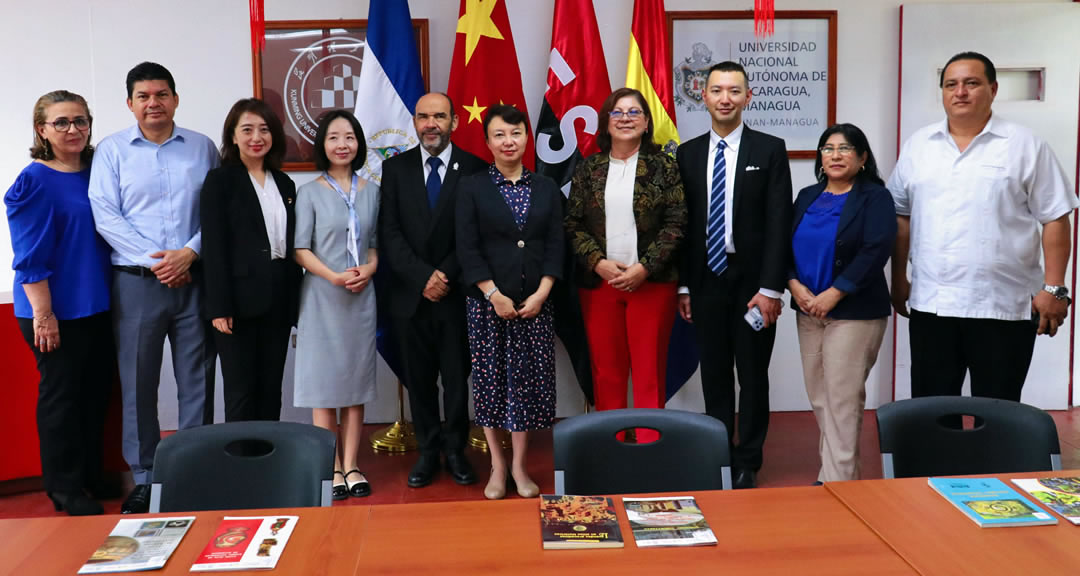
[
  {"left": 754, "top": 0, "right": 775, "bottom": 37},
  {"left": 250, "top": 0, "right": 265, "bottom": 52}
]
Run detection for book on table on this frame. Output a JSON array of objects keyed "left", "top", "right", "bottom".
[
  {"left": 1011, "top": 476, "right": 1080, "bottom": 525},
  {"left": 190, "top": 516, "right": 299, "bottom": 571},
  {"left": 539, "top": 495, "right": 624, "bottom": 549},
  {"left": 622, "top": 496, "right": 717, "bottom": 547},
  {"left": 927, "top": 477, "right": 1057, "bottom": 527},
  {"left": 77, "top": 516, "right": 195, "bottom": 574}
]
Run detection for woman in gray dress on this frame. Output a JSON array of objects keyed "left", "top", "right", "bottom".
[{"left": 293, "top": 109, "right": 378, "bottom": 499}]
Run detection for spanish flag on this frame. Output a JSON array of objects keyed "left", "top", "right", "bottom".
[{"left": 625, "top": 0, "right": 679, "bottom": 154}]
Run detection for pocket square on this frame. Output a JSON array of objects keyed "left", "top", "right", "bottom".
[{"left": 745, "top": 165, "right": 761, "bottom": 171}]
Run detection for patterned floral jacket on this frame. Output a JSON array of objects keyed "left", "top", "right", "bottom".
[{"left": 564, "top": 150, "right": 687, "bottom": 287}]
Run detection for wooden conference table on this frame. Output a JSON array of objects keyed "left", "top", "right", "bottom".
[{"left": 0, "top": 485, "right": 914, "bottom": 575}]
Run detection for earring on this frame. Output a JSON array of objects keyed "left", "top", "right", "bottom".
[
  {"left": 43, "top": 138, "right": 53, "bottom": 160},
  {"left": 818, "top": 166, "right": 825, "bottom": 179},
  {"left": 860, "top": 164, "right": 865, "bottom": 171}
]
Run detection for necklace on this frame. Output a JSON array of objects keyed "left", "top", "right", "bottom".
[{"left": 51, "top": 156, "right": 82, "bottom": 172}]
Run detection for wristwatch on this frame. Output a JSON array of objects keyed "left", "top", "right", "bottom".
[
  {"left": 483, "top": 286, "right": 499, "bottom": 301},
  {"left": 1043, "top": 284, "right": 1070, "bottom": 302}
]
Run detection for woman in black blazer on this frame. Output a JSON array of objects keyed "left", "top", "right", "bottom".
[
  {"left": 201, "top": 98, "right": 301, "bottom": 422},
  {"left": 788, "top": 123, "right": 896, "bottom": 482},
  {"left": 456, "top": 105, "right": 563, "bottom": 500}
]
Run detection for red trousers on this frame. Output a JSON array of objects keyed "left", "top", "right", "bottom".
[{"left": 579, "top": 281, "right": 677, "bottom": 443}]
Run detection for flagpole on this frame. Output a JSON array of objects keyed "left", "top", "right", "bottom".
[{"left": 369, "top": 380, "right": 418, "bottom": 452}]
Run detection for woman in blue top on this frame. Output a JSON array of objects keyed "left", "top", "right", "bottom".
[
  {"left": 788, "top": 123, "right": 896, "bottom": 483},
  {"left": 4, "top": 91, "right": 114, "bottom": 515}
]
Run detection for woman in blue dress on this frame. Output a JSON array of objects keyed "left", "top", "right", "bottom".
[
  {"left": 5, "top": 91, "right": 114, "bottom": 515},
  {"left": 457, "top": 105, "right": 564, "bottom": 499}
]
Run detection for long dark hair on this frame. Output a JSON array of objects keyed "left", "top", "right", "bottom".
[
  {"left": 595, "top": 87, "right": 659, "bottom": 155},
  {"left": 813, "top": 123, "right": 884, "bottom": 186},
  {"left": 220, "top": 98, "right": 286, "bottom": 170}
]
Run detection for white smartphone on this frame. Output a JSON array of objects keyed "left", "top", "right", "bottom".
[{"left": 744, "top": 306, "right": 765, "bottom": 332}]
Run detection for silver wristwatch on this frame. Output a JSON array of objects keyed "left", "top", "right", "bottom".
[
  {"left": 1043, "top": 284, "right": 1070, "bottom": 301},
  {"left": 483, "top": 286, "right": 499, "bottom": 301}
]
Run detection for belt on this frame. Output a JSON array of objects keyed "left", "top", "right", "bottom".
[{"left": 113, "top": 265, "right": 155, "bottom": 277}]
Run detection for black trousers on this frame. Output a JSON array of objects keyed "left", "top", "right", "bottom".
[
  {"left": 213, "top": 260, "right": 292, "bottom": 422},
  {"left": 908, "top": 309, "right": 1037, "bottom": 401},
  {"left": 18, "top": 312, "right": 114, "bottom": 494},
  {"left": 394, "top": 304, "right": 471, "bottom": 456},
  {"left": 691, "top": 269, "right": 776, "bottom": 472}
]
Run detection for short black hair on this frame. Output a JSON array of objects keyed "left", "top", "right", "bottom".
[
  {"left": 940, "top": 51, "right": 997, "bottom": 87},
  {"left": 707, "top": 61, "right": 750, "bottom": 89},
  {"left": 813, "top": 123, "right": 884, "bottom": 186},
  {"left": 220, "top": 98, "right": 286, "bottom": 171},
  {"left": 126, "top": 62, "right": 176, "bottom": 99},
  {"left": 482, "top": 104, "right": 528, "bottom": 139},
  {"left": 312, "top": 109, "right": 367, "bottom": 172}
]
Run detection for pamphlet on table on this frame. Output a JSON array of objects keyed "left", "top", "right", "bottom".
[
  {"left": 539, "top": 495, "right": 623, "bottom": 549},
  {"left": 190, "top": 516, "right": 298, "bottom": 571},
  {"left": 928, "top": 477, "right": 1057, "bottom": 527},
  {"left": 1012, "top": 477, "right": 1080, "bottom": 525},
  {"left": 77, "top": 516, "right": 195, "bottom": 574},
  {"left": 622, "top": 496, "right": 717, "bottom": 547}
]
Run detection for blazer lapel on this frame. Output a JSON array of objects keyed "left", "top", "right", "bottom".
[
  {"left": 430, "top": 147, "right": 463, "bottom": 226},
  {"left": 791, "top": 182, "right": 826, "bottom": 234},
  {"left": 732, "top": 126, "right": 751, "bottom": 222},
  {"left": 239, "top": 167, "right": 272, "bottom": 252},
  {"left": 403, "top": 148, "right": 434, "bottom": 225},
  {"left": 592, "top": 154, "right": 611, "bottom": 217},
  {"left": 835, "top": 179, "right": 864, "bottom": 237}
]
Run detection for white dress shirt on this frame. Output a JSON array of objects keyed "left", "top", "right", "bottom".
[
  {"left": 420, "top": 143, "right": 454, "bottom": 184},
  {"left": 680, "top": 124, "right": 781, "bottom": 299},
  {"left": 249, "top": 172, "right": 288, "bottom": 259},
  {"left": 888, "top": 115, "right": 1078, "bottom": 320},
  {"left": 604, "top": 152, "right": 639, "bottom": 266}
]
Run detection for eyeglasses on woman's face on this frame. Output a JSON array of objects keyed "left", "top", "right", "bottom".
[
  {"left": 609, "top": 108, "right": 644, "bottom": 121},
  {"left": 819, "top": 144, "right": 856, "bottom": 156},
  {"left": 42, "top": 117, "right": 91, "bottom": 132}
]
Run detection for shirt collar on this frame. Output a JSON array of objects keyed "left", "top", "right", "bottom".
[
  {"left": 710, "top": 123, "right": 743, "bottom": 153},
  {"left": 489, "top": 164, "right": 531, "bottom": 186},
  {"left": 932, "top": 113, "right": 1007, "bottom": 142},
  {"left": 608, "top": 151, "right": 639, "bottom": 167},
  {"left": 420, "top": 143, "right": 453, "bottom": 169},
  {"left": 128, "top": 123, "right": 184, "bottom": 145}
]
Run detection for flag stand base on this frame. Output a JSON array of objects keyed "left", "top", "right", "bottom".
[
  {"left": 370, "top": 381, "right": 417, "bottom": 453},
  {"left": 468, "top": 425, "right": 511, "bottom": 452}
]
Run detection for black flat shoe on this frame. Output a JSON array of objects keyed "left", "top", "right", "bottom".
[
  {"left": 344, "top": 469, "right": 371, "bottom": 498},
  {"left": 444, "top": 452, "right": 476, "bottom": 486},
  {"left": 408, "top": 454, "right": 439, "bottom": 488},
  {"left": 121, "top": 484, "right": 151, "bottom": 514},
  {"left": 332, "top": 470, "right": 348, "bottom": 501},
  {"left": 48, "top": 491, "right": 104, "bottom": 516}
]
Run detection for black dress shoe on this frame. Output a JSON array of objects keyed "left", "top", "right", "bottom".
[
  {"left": 332, "top": 470, "right": 348, "bottom": 501},
  {"left": 445, "top": 452, "right": 476, "bottom": 485},
  {"left": 408, "top": 454, "right": 440, "bottom": 488},
  {"left": 121, "top": 484, "right": 151, "bottom": 514},
  {"left": 344, "top": 469, "right": 371, "bottom": 498},
  {"left": 48, "top": 491, "right": 104, "bottom": 516},
  {"left": 733, "top": 469, "right": 757, "bottom": 490}
]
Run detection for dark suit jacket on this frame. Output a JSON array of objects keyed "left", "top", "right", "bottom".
[
  {"left": 201, "top": 164, "right": 302, "bottom": 322},
  {"left": 677, "top": 126, "right": 793, "bottom": 300},
  {"left": 788, "top": 179, "right": 897, "bottom": 319},
  {"left": 564, "top": 150, "right": 687, "bottom": 288},
  {"left": 456, "top": 169, "right": 565, "bottom": 303},
  {"left": 379, "top": 145, "right": 487, "bottom": 319}
]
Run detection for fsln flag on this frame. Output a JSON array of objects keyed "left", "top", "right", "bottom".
[
  {"left": 626, "top": 0, "right": 699, "bottom": 400},
  {"left": 626, "top": 0, "right": 680, "bottom": 155},
  {"left": 355, "top": 0, "right": 424, "bottom": 185},
  {"left": 535, "top": 0, "right": 611, "bottom": 195},
  {"left": 447, "top": 0, "right": 535, "bottom": 169},
  {"left": 536, "top": 0, "right": 612, "bottom": 405},
  {"left": 355, "top": 0, "right": 425, "bottom": 379}
]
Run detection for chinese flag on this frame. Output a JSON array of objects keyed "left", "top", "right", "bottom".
[{"left": 447, "top": 0, "right": 535, "bottom": 169}]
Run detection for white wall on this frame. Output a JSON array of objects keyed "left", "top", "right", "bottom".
[{"left": 0, "top": 0, "right": 1072, "bottom": 426}]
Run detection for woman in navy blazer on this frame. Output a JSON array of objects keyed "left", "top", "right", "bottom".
[
  {"left": 787, "top": 123, "right": 896, "bottom": 482},
  {"left": 457, "top": 105, "right": 563, "bottom": 500},
  {"left": 201, "top": 99, "right": 301, "bottom": 423}
]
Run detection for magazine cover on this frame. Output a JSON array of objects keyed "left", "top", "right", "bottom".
[
  {"left": 77, "top": 517, "right": 195, "bottom": 574},
  {"left": 927, "top": 477, "right": 1057, "bottom": 528},
  {"left": 1012, "top": 477, "right": 1080, "bottom": 525},
  {"left": 190, "top": 516, "right": 299, "bottom": 572},
  {"left": 622, "top": 496, "right": 717, "bottom": 547},
  {"left": 539, "top": 495, "right": 623, "bottom": 549}
]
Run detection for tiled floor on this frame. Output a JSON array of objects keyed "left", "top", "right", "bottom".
[{"left": 2, "top": 409, "right": 1078, "bottom": 519}]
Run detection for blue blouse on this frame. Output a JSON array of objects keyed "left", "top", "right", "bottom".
[
  {"left": 792, "top": 191, "right": 847, "bottom": 295},
  {"left": 5, "top": 162, "right": 112, "bottom": 320}
]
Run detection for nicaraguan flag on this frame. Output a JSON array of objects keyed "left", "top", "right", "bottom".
[{"left": 355, "top": 0, "right": 424, "bottom": 185}]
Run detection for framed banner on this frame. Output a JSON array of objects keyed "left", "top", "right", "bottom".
[
  {"left": 252, "top": 19, "right": 429, "bottom": 171},
  {"left": 667, "top": 11, "right": 837, "bottom": 158}
]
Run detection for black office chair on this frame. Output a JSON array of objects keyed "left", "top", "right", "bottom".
[
  {"left": 149, "top": 421, "right": 336, "bottom": 512},
  {"left": 553, "top": 408, "right": 732, "bottom": 495},
  {"left": 876, "top": 396, "right": 1062, "bottom": 479}
]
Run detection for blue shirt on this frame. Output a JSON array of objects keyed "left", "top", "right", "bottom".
[
  {"left": 88, "top": 124, "right": 220, "bottom": 267},
  {"left": 5, "top": 163, "right": 112, "bottom": 319},
  {"left": 792, "top": 191, "right": 847, "bottom": 295}
]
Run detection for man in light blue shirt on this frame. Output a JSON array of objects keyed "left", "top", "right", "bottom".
[{"left": 89, "top": 62, "right": 220, "bottom": 514}]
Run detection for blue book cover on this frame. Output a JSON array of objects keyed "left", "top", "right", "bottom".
[{"left": 928, "top": 477, "right": 1058, "bottom": 528}]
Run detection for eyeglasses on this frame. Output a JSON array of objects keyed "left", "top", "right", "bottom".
[
  {"left": 42, "top": 117, "right": 91, "bottom": 132},
  {"left": 819, "top": 145, "right": 856, "bottom": 156},
  {"left": 609, "top": 109, "right": 644, "bottom": 120}
]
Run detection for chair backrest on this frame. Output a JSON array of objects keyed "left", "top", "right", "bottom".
[
  {"left": 149, "top": 421, "right": 336, "bottom": 512},
  {"left": 876, "top": 396, "right": 1062, "bottom": 479},
  {"left": 553, "top": 408, "right": 732, "bottom": 495}
]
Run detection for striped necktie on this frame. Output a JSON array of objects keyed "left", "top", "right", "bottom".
[{"left": 706, "top": 139, "right": 728, "bottom": 276}]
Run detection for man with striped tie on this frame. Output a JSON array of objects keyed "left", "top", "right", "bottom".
[{"left": 676, "top": 61, "right": 793, "bottom": 489}]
